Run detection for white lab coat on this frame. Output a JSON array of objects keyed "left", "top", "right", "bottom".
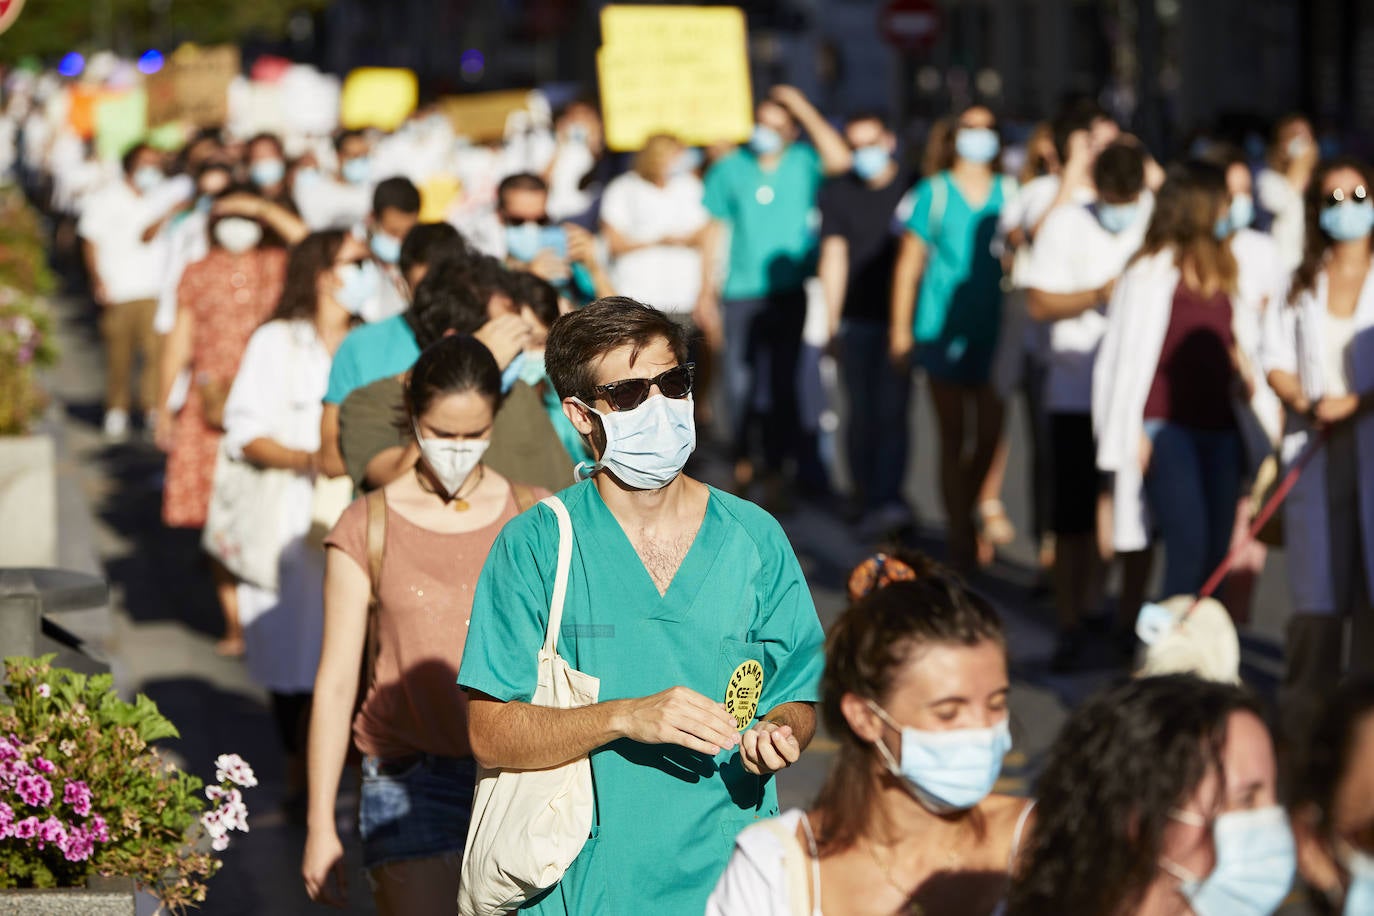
[
  {"left": 1261, "top": 267, "right": 1374, "bottom": 613},
  {"left": 222, "top": 319, "right": 331, "bottom": 693},
  {"left": 1094, "top": 249, "right": 1264, "bottom": 552}
]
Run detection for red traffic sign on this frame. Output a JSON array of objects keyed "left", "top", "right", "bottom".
[{"left": 879, "top": 0, "right": 942, "bottom": 52}]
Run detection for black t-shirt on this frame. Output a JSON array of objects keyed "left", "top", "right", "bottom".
[{"left": 818, "top": 169, "right": 913, "bottom": 323}]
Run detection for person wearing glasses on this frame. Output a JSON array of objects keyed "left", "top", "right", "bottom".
[
  {"left": 459, "top": 297, "right": 826, "bottom": 916},
  {"left": 1262, "top": 157, "right": 1374, "bottom": 756}
]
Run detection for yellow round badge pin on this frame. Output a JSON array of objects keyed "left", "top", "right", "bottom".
[{"left": 725, "top": 660, "right": 764, "bottom": 731}]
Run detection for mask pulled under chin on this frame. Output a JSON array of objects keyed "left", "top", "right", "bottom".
[{"left": 572, "top": 394, "right": 696, "bottom": 491}]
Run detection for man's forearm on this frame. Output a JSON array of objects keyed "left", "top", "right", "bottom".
[
  {"left": 468, "top": 697, "right": 631, "bottom": 771},
  {"left": 762, "top": 702, "right": 817, "bottom": 752}
]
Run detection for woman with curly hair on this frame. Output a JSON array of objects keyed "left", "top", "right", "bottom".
[
  {"left": 708, "top": 550, "right": 1031, "bottom": 916},
  {"left": 1007, "top": 675, "right": 1294, "bottom": 916},
  {"left": 1290, "top": 677, "right": 1374, "bottom": 914}
]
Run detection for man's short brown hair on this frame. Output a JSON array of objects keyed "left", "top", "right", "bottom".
[{"left": 545, "top": 296, "right": 688, "bottom": 403}]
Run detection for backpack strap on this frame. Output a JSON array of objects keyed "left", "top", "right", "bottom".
[
  {"left": 511, "top": 482, "right": 538, "bottom": 513},
  {"left": 362, "top": 488, "right": 387, "bottom": 689}
]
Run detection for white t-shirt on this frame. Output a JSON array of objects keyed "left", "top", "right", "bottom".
[
  {"left": 1256, "top": 168, "right": 1305, "bottom": 273},
  {"left": 1022, "top": 195, "right": 1152, "bottom": 412},
  {"left": 155, "top": 210, "right": 210, "bottom": 335},
  {"left": 77, "top": 178, "right": 189, "bottom": 305},
  {"left": 600, "top": 171, "right": 709, "bottom": 314}
]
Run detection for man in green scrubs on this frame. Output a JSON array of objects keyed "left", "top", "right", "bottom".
[{"left": 460, "top": 297, "right": 825, "bottom": 915}]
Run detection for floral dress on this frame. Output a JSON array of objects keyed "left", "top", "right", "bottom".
[{"left": 162, "top": 247, "right": 286, "bottom": 529}]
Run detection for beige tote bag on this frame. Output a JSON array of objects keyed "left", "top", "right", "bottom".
[{"left": 459, "top": 494, "right": 600, "bottom": 916}]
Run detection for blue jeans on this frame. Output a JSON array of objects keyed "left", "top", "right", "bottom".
[
  {"left": 359, "top": 753, "right": 476, "bottom": 869},
  {"left": 722, "top": 292, "right": 806, "bottom": 472},
  {"left": 837, "top": 319, "right": 911, "bottom": 511},
  {"left": 1142, "top": 420, "right": 1242, "bottom": 597}
]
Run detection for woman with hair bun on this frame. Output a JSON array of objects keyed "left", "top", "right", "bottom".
[{"left": 709, "top": 550, "right": 1031, "bottom": 916}]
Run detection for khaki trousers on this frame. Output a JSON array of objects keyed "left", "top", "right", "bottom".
[{"left": 101, "top": 298, "right": 160, "bottom": 412}]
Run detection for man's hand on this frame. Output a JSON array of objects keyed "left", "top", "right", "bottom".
[
  {"left": 564, "top": 223, "right": 598, "bottom": 264},
  {"left": 91, "top": 279, "right": 110, "bottom": 308},
  {"left": 739, "top": 720, "right": 801, "bottom": 775},
  {"left": 1314, "top": 394, "right": 1359, "bottom": 427},
  {"left": 768, "top": 84, "right": 811, "bottom": 114},
  {"left": 529, "top": 249, "right": 570, "bottom": 282},
  {"left": 473, "top": 313, "right": 533, "bottom": 370},
  {"left": 616, "top": 686, "right": 741, "bottom": 757}
]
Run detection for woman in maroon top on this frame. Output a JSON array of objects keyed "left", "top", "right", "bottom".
[{"left": 1138, "top": 163, "right": 1249, "bottom": 598}]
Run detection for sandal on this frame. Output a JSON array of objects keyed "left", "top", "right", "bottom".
[{"left": 976, "top": 500, "right": 1016, "bottom": 547}]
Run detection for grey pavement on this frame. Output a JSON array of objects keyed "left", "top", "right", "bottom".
[{"left": 42, "top": 266, "right": 1298, "bottom": 912}]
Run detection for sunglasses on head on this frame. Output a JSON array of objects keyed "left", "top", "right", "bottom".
[
  {"left": 590, "top": 364, "right": 695, "bottom": 412},
  {"left": 1326, "top": 185, "right": 1369, "bottom": 207}
]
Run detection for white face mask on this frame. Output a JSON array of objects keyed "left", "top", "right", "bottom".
[
  {"left": 213, "top": 217, "right": 263, "bottom": 254},
  {"left": 414, "top": 422, "right": 489, "bottom": 498}
]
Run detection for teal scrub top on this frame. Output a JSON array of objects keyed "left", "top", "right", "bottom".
[
  {"left": 703, "top": 144, "right": 824, "bottom": 300},
  {"left": 323, "top": 314, "right": 420, "bottom": 405},
  {"left": 458, "top": 480, "right": 825, "bottom": 916},
  {"left": 904, "top": 172, "right": 1009, "bottom": 384}
]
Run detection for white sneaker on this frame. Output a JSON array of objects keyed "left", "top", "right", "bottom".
[{"left": 103, "top": 409, "right": 129, "bottom": 442}]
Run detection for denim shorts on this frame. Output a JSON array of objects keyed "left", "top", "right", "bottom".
[{"left": 358, "top": 753, "right": 476, "bottom": 870}]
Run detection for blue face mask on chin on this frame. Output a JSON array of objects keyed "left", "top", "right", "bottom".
[
  {"left": 852, "top": 145, "right": 892, "bottom": 181},
  {"left": 955, "top": 127, "right": 1000, "bottom": 164},
  {"left": 867, "top": 700, "right": 1012, "bottom": 814},
  {"left": 1097, "top": 201, "right": 1141, "bottom": 235},
  {"left": 1320, "top": 200, "right": 1374, "bottom": 242},
  {"left": 370, "top": 231, "right": 402, "bottom": 264},
  {"left": 750, "top": 125, "right": 785, "bottom": 156},
  {"left": 1162, "top": 806, "right": 1296, "bottom": 916}
]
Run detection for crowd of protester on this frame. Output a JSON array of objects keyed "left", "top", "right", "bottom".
[{"left": 4, "top": 60, "right": 1374, "bottom": 916}]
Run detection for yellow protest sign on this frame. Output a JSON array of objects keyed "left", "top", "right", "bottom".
[
  {"left": 437, "top": 90, "right": 533, "bottom": 143},
  {"left": 340, "top": 68, "right": 418, "bottom": 132},
  {"left": 597, "top": 5, "right": 753, "bottom": 152}
]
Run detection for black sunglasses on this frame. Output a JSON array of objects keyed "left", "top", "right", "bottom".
[
  {"left": 591, "top": 364, "right": 695, "bottom": 412},
  {"left": 1326, "top": 185, "right": 1369, "bottom": 207}
]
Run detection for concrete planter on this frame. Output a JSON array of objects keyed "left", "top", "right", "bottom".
[
  {"left": 0, "top": 876, "right": 136, "bottom": 915},
  {"left": 0, "top": 434, "right": 57, "bottom": 568}
]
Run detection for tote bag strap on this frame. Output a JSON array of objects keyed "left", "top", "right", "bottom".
[{"left": 539, "top": 495, "right": 574, "bottom": 655}]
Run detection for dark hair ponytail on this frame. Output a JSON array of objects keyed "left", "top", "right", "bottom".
[{"left": 402, "top": 335, "right": 502, "bottom": 428}]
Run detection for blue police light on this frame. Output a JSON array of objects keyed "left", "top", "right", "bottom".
[
  {"left": 57, "top": 53, "right": 85, "bottom": 78},
  {"left": 137, "top": 50, "right": 164, "bottom": 74}
]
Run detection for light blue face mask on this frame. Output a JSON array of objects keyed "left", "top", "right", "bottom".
[
  {"left": 955, "top": 127, "right": 1000, "bottom": 164},
  {"left": 334, "top": 260, "right": 381, "bottom": 316},
  {"left": 1163, "top": 806, "right": 1296, "bottom": 916},
  {"left": 852, "top": 145, "right": 891, "bottom": 182},
  {"left": 1340, "top": 844, "right": 1374, "bottom": 916},
  {"left": 750, "top": 125, "right": 785, "bottom": 156},
  {"left": 1214, "top": 214, "right": 1233, "bottom": 241},
  {"left": 500, "top": 351, "right": 528, "bottom": 394},
  {"left": 504, "top": 222, "right": 543, "bottom": 263},
  {"left": 1229, "top": 193, "right": 1255, "bottom": 232},
  {"left": 1097, "top": 201, "right": 1141, "bottom": 235},
  {"left": 672, "top": 147, "right": 703, "bottom": 177},
  {"left": 341, "top": 156, "right": 371, "bottom": 185},
  {"left": 570, "top": 393, "right": 696, "bottom": 491},
  {"left": 250, "top": 158, "right": 286, "bottom": 189},
  {"left": 517, "top": 350, "right": 547, "bottom": 387},
  {"left": 132, "top": 165, "right": 164, "bottom": 193},
  {"left": 867, "top": 701, "right": 1012, "bottom": 814},
  {"left": 1320, "top": 200, "right": 1374, "bottom": 242},
  {"left": 370, "top": 230, "right": 402, "bottom": 264},
  {"left": 295, "top": 167, "right": 323, "bottom": 189}
]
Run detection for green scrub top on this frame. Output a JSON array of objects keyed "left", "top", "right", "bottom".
[
  {"left": 458, "top": 480, "right": 825, "bottom": 916},
  {"left": 324, "top": 314, "right": 420, "bottom": 405},
  {"left": 703, "top": 144, "right": 824, "bottom": 300},
  {"left": 904, "top": 171, "right": 1010, "bottom": 384}
]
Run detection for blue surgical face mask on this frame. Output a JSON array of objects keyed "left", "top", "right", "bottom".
[
  {"left": 750, "top": 125, "right": 785, "bottom": 156},
  {"left": 518, "top": 349, "right": 547, "bottom": 388},
  {"left": 341, "top": 156, "right": 371, "bottom": 185},
  {"left": 1214, "top": 214, "right": 1233, "bottom": 241},
  {"left": 1339, "top": 843, "right": 1374, "bottom": 916},
  {"left": 1097, "top": 201, "right": 1141, "bottom": 235},
  {"left": 570, "top": 393, "right": 696, "bottom": 491},
  {"left": 1320, "top": 200, "right": 1374, "bottom": 242},
  {"left": 1162, "top": 806, "right": 1296, "bottom": 916},
  {"left": 132, "top": 165, "right": 163, "bottom": 193},
  {"left": 333, "top": 260, "right": 381, "bottom": 316},
  {"left": 370, "top": 230, "right": 402, "bottom": 265},
  {"left": 250, "top": 158, "right": 285, "bottom": 188},
  {"left": 852, "top": 145, "right": 892, "bottom": 182},
  {"left": 500, "top": 351, "right": 527, "bottom": 394},
  {"left": 955, "top": 127, "right": 1000, "bottom": 164},
  {"left": 867, "top": 700, "right": 1012, "bottom": 814},
  {"left": 504, "top": 222, "right": 543, "bottom": 263},
  {"left": 1229, "top": 193, "right": 1255, "bottom": 232},
  {"left": 672, "top": 147, "right": 703, "bottom": 177}
]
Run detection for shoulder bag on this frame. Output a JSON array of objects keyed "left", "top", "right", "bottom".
[{"left": 458, "top": 494, "right": 600, "bottom": 916}]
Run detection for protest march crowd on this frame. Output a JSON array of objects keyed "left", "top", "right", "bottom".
[{"left": 3, "top": 42, "right": 1374, "bottom": 916}]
